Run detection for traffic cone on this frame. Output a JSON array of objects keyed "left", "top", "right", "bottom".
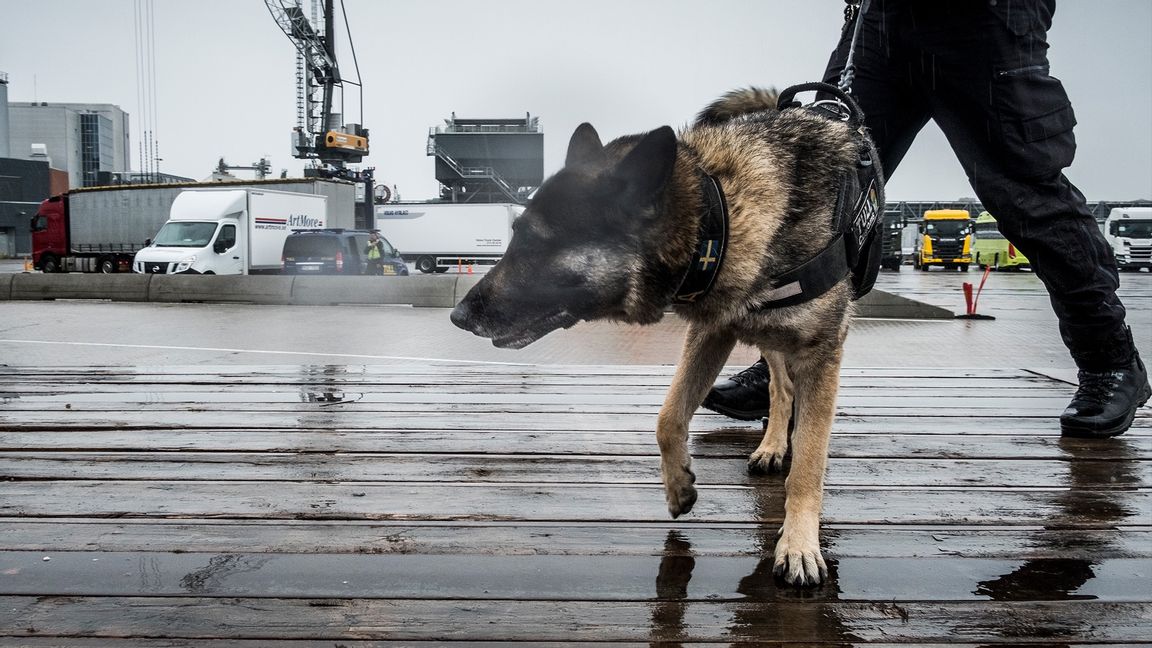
[{"left": 22, "top": 256, "right": 32, "bottom": 272}]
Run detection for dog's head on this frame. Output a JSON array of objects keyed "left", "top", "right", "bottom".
[{"left": 451, "top": 123, "right": 678, "bottom": 349}]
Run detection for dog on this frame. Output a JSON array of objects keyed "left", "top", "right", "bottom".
[{"left": 451, "top": 87, "right": 882, "bottom": 586}]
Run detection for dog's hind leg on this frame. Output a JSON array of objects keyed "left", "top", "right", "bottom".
[
  {"left": 657, "top": 324, "right": 737, "bottom": 518},
  {"left": 772, "top": 345, "right": 841, "bottom": 586},
  {"left": 748, "top": 350, "right": 793, "bottom": 474}
]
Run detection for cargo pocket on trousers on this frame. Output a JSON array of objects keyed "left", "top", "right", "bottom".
[{"left": 992, "top": 66, "right": 1078, "bottom": 179}]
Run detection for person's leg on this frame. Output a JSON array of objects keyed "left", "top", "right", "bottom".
[
  {"left": 703, "top": 4, "right": 930, "bottom": 420},
  {"left": 916, "top": 4, "right": 1149, "bottom": 436}
]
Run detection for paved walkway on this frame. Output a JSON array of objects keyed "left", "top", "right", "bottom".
[{"left": 0, "top": 270, "right": 1147, "bottom": 371}]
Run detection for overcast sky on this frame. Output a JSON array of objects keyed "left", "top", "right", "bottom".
[{"left": 2, "top": 0, "right": 1149, "bottom": 202}]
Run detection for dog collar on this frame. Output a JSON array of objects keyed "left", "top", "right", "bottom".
[{"left": 672, "top": 172, "right": 729, "bottom": 304}]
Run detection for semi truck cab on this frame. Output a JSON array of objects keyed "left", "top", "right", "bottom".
[
  {"left": 29, "top": 196, "right": 67, "bottom": 272},
  {"left": 1105, "top": 207, "right": 1152, "bottom": 271},
  {"left": 916, "top": 209, "right": 973, "bottom": 271}
]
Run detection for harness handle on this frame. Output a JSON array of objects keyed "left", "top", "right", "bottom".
[{"left": 777, "top": 81, "right": 865, "bottom": 130}]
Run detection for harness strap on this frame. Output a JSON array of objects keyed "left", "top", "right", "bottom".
[
  {"left": 758, "top": 234, "right": 850, "bottom": 309},
  {"left": 672, "top": 173, "right": 729, "bottom": 304}
]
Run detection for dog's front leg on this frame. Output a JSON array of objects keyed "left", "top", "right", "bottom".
[
  {"left": 773, "top": 348, "right": 841, "bottom": 586},
  {"left": 657, "top": 324, "right": 736, "bottom": 518}
]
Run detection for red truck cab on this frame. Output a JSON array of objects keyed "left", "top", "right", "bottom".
[{"left": 30, "top": 195, "right": 67, "bottom": 273}]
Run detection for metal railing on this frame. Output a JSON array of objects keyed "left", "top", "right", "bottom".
[{"left": 427, "top": 143, "right": 521, "bottom": 203}]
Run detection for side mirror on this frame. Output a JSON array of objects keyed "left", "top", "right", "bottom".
[
  {"left": 145, "top": 238, "right": 153, "bottom": 247},
  {"left": 213, "top": 241, "right": 227, "bottom": 254}
]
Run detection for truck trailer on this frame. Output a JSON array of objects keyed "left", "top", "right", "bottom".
[
  {"left": 133, "top": 188, "right": 336, "bottom": 275},
  {"left": 30, "top": 179, "right": 357, "bottom": 273},
  {"left": 374, "top": 202, "right": 524, "bottom": 273}
]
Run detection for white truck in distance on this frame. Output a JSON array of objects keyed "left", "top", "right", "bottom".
[
  {"left": 375, "top": 202, "right": 523, "bottom": 273},
  {"left": 133, "top": 189, "right": 330, "bottom": 275},
  {"left": 1104, "top": 207, "right": 1152, "bottom": 272}
]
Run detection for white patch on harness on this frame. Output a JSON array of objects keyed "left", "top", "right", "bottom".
[{"left": 763, "top": 280, "right": 803, "bottom": 302}]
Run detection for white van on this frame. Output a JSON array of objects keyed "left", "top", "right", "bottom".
[
  {"left": 134, "top": 189, "right": 327, "bottom": 275},
  {"left": 1104, "top": 207, "right": 1152, "bottom": 272}
]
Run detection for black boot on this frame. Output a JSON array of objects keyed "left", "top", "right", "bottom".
[
  {"left": 1060, "top": 353, "right": 1151, "bottom": 438},
  {"left": 701, "top": 358, "right": 771, "bottom": 421}
]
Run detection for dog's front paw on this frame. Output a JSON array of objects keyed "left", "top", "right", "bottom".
[
  {"left": 747, "top": 447, "right": 787, "bottom": 474},
  {"left": 662, "top": 464, "right": 697, "bottom": 518},
  {"left": 773, "top": 520, "right": 827, "bottom": 586}
]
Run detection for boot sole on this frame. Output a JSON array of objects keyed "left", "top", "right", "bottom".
[{"left": 1060, "top": 383, "right": 1152, "bottom": 438}]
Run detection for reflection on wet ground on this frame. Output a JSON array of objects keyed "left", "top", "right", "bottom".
[{"left": 0, "top": 363, "right": 1148, "bottom": 642}]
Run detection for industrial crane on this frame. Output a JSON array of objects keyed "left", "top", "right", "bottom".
[
  {"left": 265, "top": 0, "right": 369, "bottom": 172},
  {"left": 265, "top": 0, "right": 378, "bottom": 224}
]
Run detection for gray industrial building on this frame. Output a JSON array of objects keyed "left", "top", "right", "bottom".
[
  {"left": 0, "top": 158, "right": 51, "bottom": 257},
  {"left": 7, "top": 101, "right": 130, "bottom": 189}
]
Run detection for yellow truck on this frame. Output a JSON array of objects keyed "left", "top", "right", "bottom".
[{"left": 915, "top": 209, "right": 973, "bottom": 271}]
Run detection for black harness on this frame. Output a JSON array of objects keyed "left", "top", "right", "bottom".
[{"left": 671, "top": 81, "right": 884, "bottom": 308}]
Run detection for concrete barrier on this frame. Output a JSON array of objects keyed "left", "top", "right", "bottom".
[
  {"left": 9, "top": 273, "right": 151, "bottom": 302},
  {"left": 453, "top": 274, "right": 483, "bottom": 305},
  {"left": 148, "top": 275, "right": 294, "bottom": 304},
  {"left": 0, "top": 273, "right": 955, "bottom": 319},
  {"left": 291, "top": 275, "right": 457, "bottom": 307}
]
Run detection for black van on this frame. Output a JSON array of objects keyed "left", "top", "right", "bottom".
[{"left": 282, "top": 229, "right": 408, "bottom": 276}]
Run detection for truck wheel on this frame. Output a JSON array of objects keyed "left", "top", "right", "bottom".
[
  {"left": 415, "top": 256, "right": 437, "bottom": 274},
  {"left": 959, "top": 264, "right": 969, "bottom": 272},
  {"left": 41, "top": 254, "right": 60, "bottom": 273},
  {"left": 98, "top": 257, "right": 116, "bottom": 274}
]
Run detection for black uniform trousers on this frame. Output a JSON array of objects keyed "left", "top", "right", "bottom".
[{"left": 823, "top": 0, "right": 1133, "bottom": 370}]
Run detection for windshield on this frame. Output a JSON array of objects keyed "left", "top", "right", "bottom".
[
  {"left": 1111, "top": 220, "right": 1152, "bottom": 238},
  {"left": 152, "top": 221, "right": 219, "bottom": 248},
  {"left": 924, "top": 220, "right": 972, "bottom": 237}
]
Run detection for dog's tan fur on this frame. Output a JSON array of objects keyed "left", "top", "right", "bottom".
[{"left": 452, "top": 88, "right": 880, "bottom": 586}]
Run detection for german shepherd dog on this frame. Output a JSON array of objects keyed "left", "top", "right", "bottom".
[{"left": 451, "top": 88, "right": 881, "bottom": 586}]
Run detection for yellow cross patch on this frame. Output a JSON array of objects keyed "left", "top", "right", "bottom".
[{"left": 698, "top": 240, "right": 719, "bottom": 271}]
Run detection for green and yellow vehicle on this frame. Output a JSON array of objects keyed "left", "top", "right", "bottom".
[
  {"left": 973, "top": 211, "right": 1029, "bottom": 270},
  {"left": 915, "top": 209, "right": 973, "bottom": 271}
]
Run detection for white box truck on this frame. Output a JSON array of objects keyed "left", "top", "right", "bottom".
[
  {"left": 1104, "top": 207, "right": 1152, "bottom": 271},
  {"left": 133, "top": 188, "right": 330, "bottom": 275},
  {"left": 374, "top": 202, "right": 523, "bottom": 273}
]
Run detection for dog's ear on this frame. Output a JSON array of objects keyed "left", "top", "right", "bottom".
[
  {"left": 566, "top": 123, "right": 604, "bottom": 167},
  {"left": 613, "top": 126, "right": 677, "bottom": 204}
]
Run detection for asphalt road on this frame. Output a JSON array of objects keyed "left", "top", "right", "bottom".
[{"left": 0, "top": 266, "right": 1148, "bottom": 371}]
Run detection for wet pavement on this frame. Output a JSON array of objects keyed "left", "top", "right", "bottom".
[{"left": 0, "top": 269, "right": 1148, "bottom": 370}]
